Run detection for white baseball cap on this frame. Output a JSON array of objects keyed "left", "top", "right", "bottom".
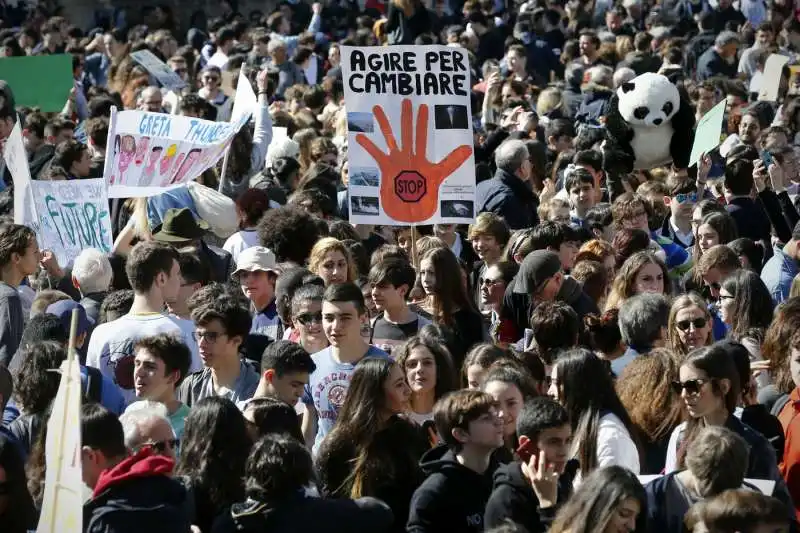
[{"left": 233, "top": 247, "right": 279, "bottom": 277}]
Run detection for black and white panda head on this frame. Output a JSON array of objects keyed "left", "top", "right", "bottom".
[{"left": 616, "top": 72, "right": 680, "bottom": 128}]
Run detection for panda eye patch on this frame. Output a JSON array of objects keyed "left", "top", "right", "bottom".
[
  {"left": 662, "top": 102, "right": 674, "bottom": 115},
  {"left": 633, "top": 107, "right": 649, "bottom": 120}
]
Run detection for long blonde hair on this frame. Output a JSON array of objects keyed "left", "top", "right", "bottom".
[
  {"left": 308, "top": 237, "right": 358, "bottom": 282},
  {"left": 668, "top": 293, "right": 713, "bottom": 357}
]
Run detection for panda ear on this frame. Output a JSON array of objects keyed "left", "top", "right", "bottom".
[{"left": 621, "top": 82, "right": 635, "bottom": 94}]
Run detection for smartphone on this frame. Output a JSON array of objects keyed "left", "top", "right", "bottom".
[{"left": 761, "top": 150, "right": 774, "bottom": 167}]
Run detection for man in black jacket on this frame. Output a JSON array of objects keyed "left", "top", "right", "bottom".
[
  {"left": 476, "top": 139, "right": 539, "bottom": 230},
  {"left": 485, "top": 397, "right": 577, "bottom": 532},
  {"left": 499, "top": 250, "right": 599, "bottom": 344}
]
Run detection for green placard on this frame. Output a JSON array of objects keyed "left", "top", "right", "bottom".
[
  {"left": 0, "top": 55, "right": 73, "bottom": 112},
  {"left": 688, "top": 98, "right": 727, "bottom": 168}
]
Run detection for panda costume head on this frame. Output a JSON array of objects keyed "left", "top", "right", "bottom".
[
  {"left": 617, "top": 73, "right": 680, "bottom": 127},
  {"left": 603, "top": 72, "right": 695, "bottom": 172}
]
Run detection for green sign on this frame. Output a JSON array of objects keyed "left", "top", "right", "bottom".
[{"left": 0, "top": 55, "right": 73, "bottom": 112}]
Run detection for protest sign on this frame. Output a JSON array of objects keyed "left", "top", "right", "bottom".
[
  {"left": 37, "top": 338, "right": 83, "bottom": 533},
  {"left": 758, "top": 54, "right": 790, "bottom": 102},
  {"left": 28, "top": 179, "right": 113, "bottom": 267},
  {"left": 688, "top": 99, "right": 727, "bottom": 167},
  {"left": 2, "top": 121, "right": 35, "bottom": 225},
  {"left": 341, "top": 45, "right": 476, "bottom": 225},
  {"left": 103, "top": 106, "right": 251, "bottom": 198},
  {"left": 131, "top": 49, "right": 187, "bottom": 91},
  {"left": 0, "top": 55, "right": 73, "bottom": 111}
]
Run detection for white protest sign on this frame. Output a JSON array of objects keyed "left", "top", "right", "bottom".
[
  {"left": 231, "top": 69, "right": 257, "bottom": 124},
  {"left": 131, "top": 49, "right": 187, "bottom": 91},
  {"left": 341, "top": 45, "right": 476, "bottom": 225},
  {"left": 2, "top": 121, "right": 35, "bottom": 225},
  {"left": 758, "top": 53, "right": 790, "bottom": 102},
  {"left": 37, "top": 349, "right": 83, "bottom": 533},
  {"left": 28, "top": 178, "right": 113, "bottom": 267},
  {"left": 103, "top": 106, "right": 251, "bottom": 198}
]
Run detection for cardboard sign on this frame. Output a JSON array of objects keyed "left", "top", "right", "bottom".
[
  {"left": 131, "top": 49, "right": 187, "bottom": 91},
  {"left": 341, "top": 45, "right": 476, "bottom": 225},
  {"left": 758, "top": 53, "right": 790, "bottom": 102},
  {"left": 0, "top": 54, "right": 73, "bottom": 112},
  {"left": 689, "top": 99, "right": 727, "bottom": 167},
  {"left": 29, "top": 179, "right": 113, "bottom": 267},
  {"left": 103, "top": 106, "right": 250, "bottom": 198}
]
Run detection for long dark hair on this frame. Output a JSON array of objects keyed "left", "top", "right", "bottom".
[
  {"left": 394, "top": 335, "right": 458, "bottom": 402},
  {"left": 419, "top": 247, "right": 476, "bottom": 326},
  {"left": 0, "top": 433, "right": 37, "bottom": 533},
  {"left": 676, "top": 345, "right": 741, "bottom": 468},
  {"left": 13, "top": 341, "right": 65, "bottom": 414},
  {"left": 176, "top": 397, "right": 251, "bottom": 512},
  {"left": 318, "top": 357, "right": 418, "bottom": 499},
  {"left": 555, "top": 348, "right": 640, "bottom": 473},
  {"left": 549, "top": 466, "right": 647, "bottom": 533},
  {"left": 720, "top": 269, "right": 774, "bottom": 341}
]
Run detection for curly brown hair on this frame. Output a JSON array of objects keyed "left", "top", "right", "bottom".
[
  {"left": 763, "top": 297, "right": 800, "bottom": 394},
  {"left": 616, "top": 348, "right": 684, "bottom": 444}
]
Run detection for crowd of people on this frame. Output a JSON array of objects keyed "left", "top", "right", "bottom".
[{"left": 3, "top": 0, "right": 800, "bottom": 532}]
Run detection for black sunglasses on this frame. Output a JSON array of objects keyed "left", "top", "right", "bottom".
[
  {"left": 145, "top": 439, "right": 179, "bottom": 454},
  {"left": 295, "top": 311, "right": 323, "bottom": 326},
  {"left": 671, "top": 378, "right": 710, "bottom": 395},
  {"left": 676, "top": 317, "right": 707, "bottom": 331}
]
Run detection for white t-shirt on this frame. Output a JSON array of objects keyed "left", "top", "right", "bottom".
[
  {"left": 223, "top": 229, "right": 260, "bottom": 266},
  {"left": 86, "top": 312, "right": 202, "bottom": 402},
  {"left": 573, "top": 412, "right": 641, "bottom": 487}
]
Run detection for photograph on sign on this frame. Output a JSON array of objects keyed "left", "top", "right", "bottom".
[{"left": 341, "top": 45, "right": 476, "bottom": 226}]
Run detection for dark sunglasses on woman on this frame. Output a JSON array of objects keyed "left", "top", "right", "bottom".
[{"left": 675, "top": 317, "right": 707, "bottom": 331}]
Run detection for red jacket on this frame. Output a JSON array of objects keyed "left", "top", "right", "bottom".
[{"left": 778, "top": 388, "right": 800, "bottom": 521}]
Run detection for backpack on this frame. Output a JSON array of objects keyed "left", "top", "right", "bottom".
[
  {"left": 84, "top": 366, "right": 103, "bottom": 405},
  {"left": 771, "top": 393, "right": 791, "bottom": 417}
]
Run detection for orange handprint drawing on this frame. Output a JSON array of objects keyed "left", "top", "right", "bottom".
[{"left": 356, "top": 98, "right": 472, "bottom": 223}]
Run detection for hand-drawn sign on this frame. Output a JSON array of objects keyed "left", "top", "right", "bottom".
[{"left": 395, "top": 170, "right": 426, "bottom": 203}]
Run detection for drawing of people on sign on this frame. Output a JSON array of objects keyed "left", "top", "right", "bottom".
[
  {"left": 162, "top": 152, "right": 186, "bottom": 186},
  {"left": 134, "top": 136, "right": 151, "bottom": 166},
  {"left": 141, "top": 145, "right": 164, "bottom": 186},
  {"left": 355, "top": 98, "right": 472, "bottom": 223},
  {"left": 170, "top": 148, "right": 202, "bottom": 185},
  {"left": 159, "top": 144, "right": 178, "bottom": 176},
  {"left": 117, "top": 135, "right": 136, "bottom": 185}
]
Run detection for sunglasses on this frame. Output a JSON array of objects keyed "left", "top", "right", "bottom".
[
  {"left": 480, "top": 277, "right": 503, "bottom": 287},
  {"left": 295, "top": 312, "right": 323, "bottom": 326},
  {"left": 671, "top": 378, "right": 710, "bottom": 395},
  {"left": 138, "top": 439, "right": 179, "bottom": 454},
  {"left": 674, "top": 192, "right": 698, "bottom": 204},
  {"left": 676, "top": 317, "right": 707, "bottom": 331}
]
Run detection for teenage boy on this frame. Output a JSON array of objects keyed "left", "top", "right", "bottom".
[
  {"left": 251, "top": 340, "right": 316, "bottom": 406},
  {"left": 529, "top": 221, "right": 580, "bottom": 272},
  {"left": 87, "top": 241, "right": 200, "bottom": 402},
  {"left": 369, "top": 258, "right": 430, "bottom": 351},
  {"left": 301, "top": 282, "right": 388, "bottom": 454},
  {"left": 133, "top": 333, "right": 193, "bottom": 439},
  {"left": 661, "top": 174, "right": 698, "bottom": 249},
  {"left": 564, "top": 168, "right": 597, "bottom": 228},
  {"left": 407, "top": 389, "right": 505, "bottom": 533},
  {"left": 179, "top": 295, "right": 260, "bottom": 406},
  {"left": 484, "top": 397, "right": 577, "bottom": 532},
  {"left": 468, "top": 213, "right": 512, "bottom": 309},
  {"left": 235, "top": 246, "right": 282, "bottom": 343},
  {"left": 166, "top": 251, "right": 209, "bottom": 320},
  {"left": 0, "top": 224, "right": 40, "bottom": 366}
]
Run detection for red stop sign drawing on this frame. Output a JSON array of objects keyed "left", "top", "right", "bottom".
[{"left": 394, "top": 170, "right": 427, "bottom": 203}]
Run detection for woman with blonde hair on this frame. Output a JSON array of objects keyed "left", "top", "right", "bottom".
[
  {"left": 605, "top": 251, "right": 671, "bottom": 311},
  {"left": 293, "top": 128, "right": 318, "bottom": 175},
  {"left": 668, "top": 293, "right": 714, "bottom": 357},
  {"left": 308, "top": 237, "right": 358, "bottom": 286},
  {"left": 536, "top": 87, "right": 565, "bottom": 118}
]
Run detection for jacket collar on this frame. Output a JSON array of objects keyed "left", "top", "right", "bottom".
[{"left": 495, "top": 168, "right": 536, "bottom": 201}]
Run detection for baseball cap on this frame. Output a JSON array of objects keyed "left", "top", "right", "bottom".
[
  {"left": 233, "top": 247, "right": 280, "bottom": 277},
  {"left": 513, "top": 250, "right": 562, "bottom": 295},
  {"left": 47, "top": 300, "right": 94, "bottom": 338}
]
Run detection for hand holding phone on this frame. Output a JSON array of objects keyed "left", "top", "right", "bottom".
[{"left": 521, "top": 449, "right": 559, "bottom": 508}]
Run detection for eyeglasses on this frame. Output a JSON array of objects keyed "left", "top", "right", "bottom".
[
  {"left": 295, "top": 312, "right": 323, "bottom": 326},
  {"left": 674, "top": 192, "right": 698, "bottom": 204},
  {"left": 671, "top": 379, "right": 710, "bottom": 395},
  {"left": 203, "top": 76, "right": 220, "bottom": 83},
  {"left": 138, "top": 439, "right": 179, "bottom": 454},
  {"left": 193, "top": 331, "right": 227, "bottom": 343},
  {"left": 480, "top": 277, "right": 503, "bottom": 287},
  {"left": 676, "top": 317, "right": 707, "bottom": 331}
]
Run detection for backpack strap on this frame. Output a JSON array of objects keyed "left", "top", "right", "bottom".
[
  {"left": 84, "top": 366, "right": 103, "bottom": 404},
  {"left": 771, "top": 393, "right": 791, "bottom": 417}
]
